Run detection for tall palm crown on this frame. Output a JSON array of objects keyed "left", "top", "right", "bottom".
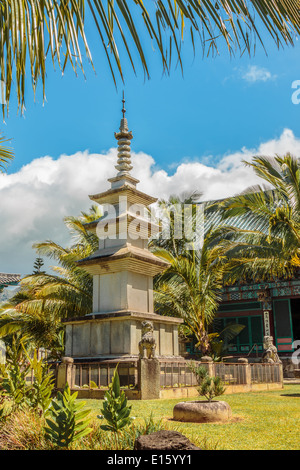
[
  {"left": 154, "top": 237, "right": 228, "bottom": 354},
  {"left": 152, "top": 192, "right": 229, "bottom": 353},
  {"left": 150, "top": 191, "right": 203, "bottom": 257},
  {"left": 0, "top": 206, "right": 100, "bottom": 355},
  {"left": 212, "top": 154, "right": 300, "bottom": 282}
]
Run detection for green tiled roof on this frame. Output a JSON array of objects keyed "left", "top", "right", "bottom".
[{"left": 0, "top": 273, "right": 20, "bottom": 286}]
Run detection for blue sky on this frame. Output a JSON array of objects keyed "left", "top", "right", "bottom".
[{"left": 2, "top": 19, "right": 300, "bottom": 275}]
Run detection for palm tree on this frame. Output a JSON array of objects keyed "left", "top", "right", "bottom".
[
  {"left": 149, "top": 190, "right": 203, "bottom": 257},
  {"left": 211, "top": 153, "right": 300, "bottom": 283},
  {"left": 1, "top": 1, "right": 300, "bottom": 113},
  {"left": 153, "top": 228, "right": 229, "bottom": 354},
  {"left": 0, "top": 205, "right": 101, "bottom": 356}
]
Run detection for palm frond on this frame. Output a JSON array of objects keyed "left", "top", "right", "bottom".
[
  {"left": 1, "top": 1, "right": 300, "bottom": 113},
  {"left": 0, "top": 205, "right": 98, "bottom": 352},
  {"left": 209, "top": 155, "right": 300, "bottom": 283},
  {"left": 154, "top": 224, "right": 228, "bottom": 353},
  {"left": 0, "top": 134, "right": 14, "bottom": 172}
]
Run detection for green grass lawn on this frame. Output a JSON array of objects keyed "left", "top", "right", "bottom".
[{"left": 82, "top": 384, "right": 300, "bottom": 450}]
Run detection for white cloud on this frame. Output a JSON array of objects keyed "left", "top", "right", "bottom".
[
  {"left": 1, "top": 128, "right": 300, "bottom": 275},
  {"left": 241, "top": 65, "right": 276, "bottom": 83}
]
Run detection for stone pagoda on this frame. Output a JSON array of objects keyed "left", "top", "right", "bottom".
[{"left": 64, "top": 98, "right": 182, "bottom": 361}]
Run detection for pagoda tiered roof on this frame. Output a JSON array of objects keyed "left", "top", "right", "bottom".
[
  {"left": 78, "top": 96, "right": 169, "bottom": 278},
  {"left": 88, "top": 185, "right": 157, "bottom": 207},
  {"left": 77, "top": 243, "right": 169, "bottom": 276}
]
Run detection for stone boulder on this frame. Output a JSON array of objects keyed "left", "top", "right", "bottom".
[
  {"left": 134, "top": 430, "right": 200, "bottom": 451},
  {"left": 173, "top": 400, "right": 232, "bottom": 423}
]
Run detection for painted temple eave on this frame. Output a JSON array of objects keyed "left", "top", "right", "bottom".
[{"left": 221, "top": 277, "right": 300, "bottom": 302}]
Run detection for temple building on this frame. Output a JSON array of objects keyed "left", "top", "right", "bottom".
[
  {"left": 183, "top": 203, "right": 300, "bottom": 376},
  {"left": 0, "top": 273, "right": 20, "bottom": 293},
  {"left": 216, "top": 280, "right": 300, "bottom": 357}
]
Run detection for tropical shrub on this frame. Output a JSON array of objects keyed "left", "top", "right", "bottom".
[
  {"left": 0, "top": 339, "right": 30, "bottom": 412},
  {"left": 44, "top": 384, "right": 92, "bottom": 449},
  {"left": 0, "top": 338, "right": 55, "bottom": 417},
  {"left": 25, "top": 351, "right": 55, "bottom": 415},
  {"left": 189, "top": 362, "right": 226, "bottom": 402},
  {"left": 98, "top": 366, "right": 133, "bottom": 432},
  {"left": 198, "top": 375, "right": 226, "bottom": 402},
  {"left": 97, "top": 366, "right": 134, "bottom": 449}
]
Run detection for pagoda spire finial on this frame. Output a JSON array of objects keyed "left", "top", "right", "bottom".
[
  {"left": 122, "top": 90, "right": 126, "bottom": 119},
  {"left": 108, "top": 93, "right": 139, "bottom": 189},
  {"left": 119, "top": 90, "right": 129, "bottom": 133}
]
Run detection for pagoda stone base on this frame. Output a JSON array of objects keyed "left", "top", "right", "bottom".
[{"left": 64, "top": 311, "right": 183, "bottom": 360}]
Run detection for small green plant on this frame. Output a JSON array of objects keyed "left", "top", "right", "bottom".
[
  {"left": 0, "top": 341, "right": 56, "bottom": 416},
  {"left": 135, "top": 412, "right": 163, "bottom": 437},
  {"left": 120, "top": 412, "right": 164, "bottom": 450},
  {"left": 98, "top": 367, "right": 133, "bottom": 432},
  {"left": 189, "top": 362, "right": 209, "bottom": 385},
  {"left": 189, "top": 361, "right": 226, "bottom": 402},
  {"left": 72, "top": 413, "right": 165, "bottom": 450},
  {"left": 0, "top": 339, "right": 30, "bottom": 411},
  {"left": 97, "top": 366, "right": 133, "bottom": 448},
  {"left": 26, "top": 351, "right": 55, "bottom": 415},
  {"left": 44, "top": 384, "right": 92, "bottom": 449},
  {"left": 0, "top": 396, "right": 12, "bottom": 422},
  {"left": 198, "top": 374, "right": 226, "bottom": 402}
]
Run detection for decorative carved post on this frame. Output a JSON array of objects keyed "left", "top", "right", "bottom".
[
  {"left": 56, "top": 357, "right": 74, "bottom": 390},
  {"left": 138, "top": 320, "right": 160, "bottom": 399},
  {"left": 258, "top": 289, "right": 273, "bottom": 337},
  {"left": 237, "top": 357, "right": 251, "bottom": 387},
  {"left": 200, "top": 356, "right": 215, "bottom": 377},
  {"left": 138, "top": 358, "right": 160, "bottom": 400}
]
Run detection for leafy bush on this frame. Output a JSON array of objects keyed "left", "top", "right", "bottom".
[
  {"left": 97, "top": 366, "right": 134, "bottom": 449},
  {"left": 189, "top": 361, "right": 226, "bottom": 402},
  {"left": 44, "top": 384, "right": 92, "bottom": 449},
  {"left": 198, "top": 375, "right": 226, "bottom": 402},
  {"left": 0, "top": 340, "right": 29, "bottom": 411},
  {"left": 0, "top": 338, "right": 56, "bottom": 417},
  {"left": 25, "top": 351, "right": 55, "bottom": 415},
  {"left": 98, "top": 366, "right": 133, "bottom": 433}
]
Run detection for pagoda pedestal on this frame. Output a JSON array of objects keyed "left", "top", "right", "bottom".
[
  {"left": 64, "top": 105, "right": 182, "bottom": 361},
  {"left": 64, "top": 311, "right": 182, "bottom": 359}
]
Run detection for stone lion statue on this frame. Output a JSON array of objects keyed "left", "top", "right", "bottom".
[
  {"left": 261, "top": 336, "right": 282, "bottom": 363},
  {"left": 139, "top": 321, "right": 156, "bottom": 359}
]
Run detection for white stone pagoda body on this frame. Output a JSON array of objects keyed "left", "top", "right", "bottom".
[{"left": 64, "top": 103, "right": 182, "bottom": 360}]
